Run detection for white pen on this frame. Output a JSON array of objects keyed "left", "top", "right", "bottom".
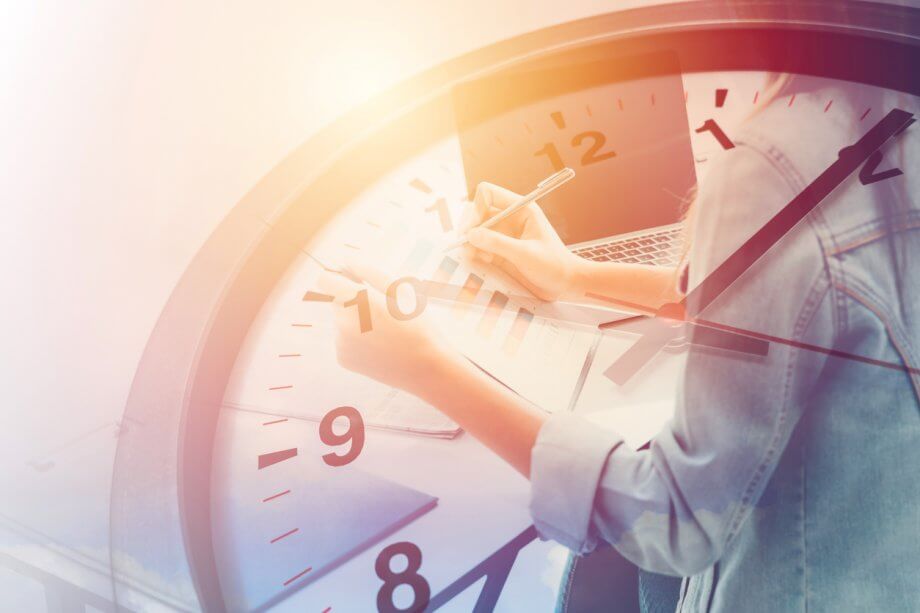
[{"left": 443, "top": 167, "right": 576, "bottom": 251}]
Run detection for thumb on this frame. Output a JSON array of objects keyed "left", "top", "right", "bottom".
[{"left": 468, "top": 227, "right": 529, "bottom": 264}]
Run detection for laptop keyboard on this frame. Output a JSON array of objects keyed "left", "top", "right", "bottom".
[{"left": 571, "top": 226, "right": 683, "bottom": 266}]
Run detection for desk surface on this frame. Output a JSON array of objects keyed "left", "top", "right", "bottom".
[{"left": 210, "top": 327, "right": 685, "bottom": 611}]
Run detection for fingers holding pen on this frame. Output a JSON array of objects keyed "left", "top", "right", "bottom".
[{"left": 466, "top": 182, "right": 536, "bottom": 237}]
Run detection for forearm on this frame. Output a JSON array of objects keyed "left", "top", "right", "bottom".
[
  {"left": 414, "top": 350, "right": 546, "bottom": 477},
  {"left": 405, "top": 259, "right": 680, "bottom": 477},
  {"left": 566, "top": 257, "right": 681, "bottom": 311}
]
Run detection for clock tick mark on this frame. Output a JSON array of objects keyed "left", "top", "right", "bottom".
[
  {"left": 550, "top": 111, "right": 565, "bottom": 129},
  {"left": 366, "top": 220, "right": 381, "bottom": 228},
  {"left": 268, "top": 385, "right": 293, "bottom": 391},
  {"left": 303, "top": 291, "right": 334, "bottom": 302},
  {"left": 788, "top": 93, "right": 796, "bottom": 107},
  {"left": 753, "top": 90, "right": 759, "bottom": 104},
  {"left": 860, "top": 107, "right": 872, "bottom": 121},
  {"left": 650, "top": 93, "right": 656, "bottom": 107},
  {"left": 262, "top": 418, "right": 288, "bottom": 426},
  {"left": 270, "top": 528, "right": 299, "bottom": 544},
  {"left": 278, "top": 353, "right": 300, "bottom": 358},
  {"left": 344, "top": 244, "right": 360, "bottom": 250},
  {"left": 262, "top": 489, "right": 291, "bottom": 502},
  {"left": 824, "top": 99, "right": 834, "bottom": 113},
  {"left": 715, "top": 88, "right": 728, "bottom": 108},
  {"left": 409, "top": 178, "right": 432, "bottom": 194},
  {"left": 283, "top": 567, "right": 313, "bottom": 586},
  {"left": 258, "top": 448, "right": 298, "bottom": 469},
  {"left": 585, "top": 104, "right": 592, "bottom": 117},
  {"left": 617, "top": 98, "right": 624, "bottom": 111},
  {"left": 291, "top": 323, "right": 313, "bottom": 328}
]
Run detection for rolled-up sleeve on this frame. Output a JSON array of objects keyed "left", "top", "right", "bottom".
[
  {"left": 530, "top": 413, "right": 625, "bottom": 553},
  {"left": 529, "top": 143, "right": 837, "bottom": 576}
]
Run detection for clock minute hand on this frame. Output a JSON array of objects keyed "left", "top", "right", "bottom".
[
  {"left": 684, "top": 107, "right": 914, "bottom": 315},
  {"left": 605, "top": 108, "right": 915, "bottom": 385}
]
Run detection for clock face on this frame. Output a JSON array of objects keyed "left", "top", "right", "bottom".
[
  {"left": 209, "top": 71, "right": 771, "bottom": 612},
  {"left": 108, "top": 3, "right": 920, "bottom": 612}
]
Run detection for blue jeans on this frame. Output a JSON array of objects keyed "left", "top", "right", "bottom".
[
  {"left": 638, "top": 570, "right": 681, "bottom": 613},
  {"left": 555, "top": 549, "right": 681, "bottom": 612}
]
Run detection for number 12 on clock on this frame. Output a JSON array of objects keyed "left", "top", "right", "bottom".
[{"left": 535, "top": 130, "right": 617, "bottom": 171}]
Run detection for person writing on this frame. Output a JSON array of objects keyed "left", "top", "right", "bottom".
[{"left": 318, "top": 75, "right": 919, "bottom": 611}]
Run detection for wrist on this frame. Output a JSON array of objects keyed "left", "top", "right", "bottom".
[
  {"left": 562, "top": 254, "right": 593, "bottom": 297},
  {"left": 414, "top": 339, "right": 465, "bottom": 398}
]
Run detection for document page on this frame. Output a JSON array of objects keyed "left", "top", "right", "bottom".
[{"left": 369, "top": 219, "right": 600, "bottom": 413}]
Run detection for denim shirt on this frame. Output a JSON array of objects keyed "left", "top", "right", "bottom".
[{"left": 530, "top": 87, "right": 920, "bottom": 612}]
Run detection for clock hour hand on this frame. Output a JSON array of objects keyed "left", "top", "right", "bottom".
[
  {"left": 605, "top": 322, "right": 680, "bottom": 384},
  {"left": 601, "top": 303, "right": 770, "bottom": 385},
  {"left": 606, "top": 108, "right": 915, "bottom": 384}
]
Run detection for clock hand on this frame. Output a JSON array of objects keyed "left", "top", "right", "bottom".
[
  {"left": 426, "top": 525, "right": 537, "bottom": 612},
  {"left": 605, "top": 108, "right": 915, "bottom": 385},
  {"left": 683, "top": 108, "right": 914, "bottom": 315},
  {"left": 600, "top": 314, "right": 770, "bottom": 356},
  {"left": 420, "top": 279, "right": 770, "bottom": 356},
  {"left": 547, "top": 292, "right": 913, "bottom": 377},
  {"left": 691, "top": 315, "right": 920, "bottom": 377},
  {"left": 591, "top": 292, "right": 770, "bottom": 356}
]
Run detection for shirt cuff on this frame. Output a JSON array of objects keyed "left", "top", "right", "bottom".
[{"left": 529, "top": 412, "right": 624, "bottom": 554}]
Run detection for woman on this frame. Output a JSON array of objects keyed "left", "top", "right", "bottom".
[{"left": 319, "top": 73, "right": 919, "bottom": 611}]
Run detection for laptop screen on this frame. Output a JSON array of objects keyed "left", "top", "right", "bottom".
[{"left": 453, "top": 51, "right": 697, "bottom": 246}]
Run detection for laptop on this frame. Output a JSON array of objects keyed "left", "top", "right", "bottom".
[{"left": 452, "top": 51, "right": 696, "bottom": 268}]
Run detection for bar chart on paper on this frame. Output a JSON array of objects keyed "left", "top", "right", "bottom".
[{"left": 384, "top": 236, "right": 599, "bottom": 413}]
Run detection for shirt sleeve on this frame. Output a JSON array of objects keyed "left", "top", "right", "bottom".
[{"left": 529, "top": 143, "right": 837, "bottom": 576}]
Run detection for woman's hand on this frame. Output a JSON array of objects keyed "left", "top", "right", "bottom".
[
  {"left": 320, "top": 257, "right": 545, "bottom": 478},
  {"left": 461, "top": 182, "right": 582, "bottom": 301},
  {"left": 317, "top": 259, "right": 459, "bottom": 395}
]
